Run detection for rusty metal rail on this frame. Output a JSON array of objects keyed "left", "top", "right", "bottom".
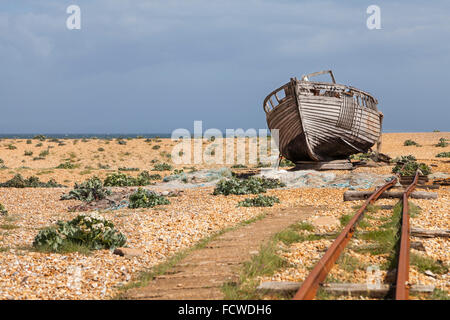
[
  {"left": 395, "top": 171, "right": 419, "bottom": 300},
  {"left": 293, "top": 177, "right": 398, "bottom": 300},
  {"left": 293, "top": 172, "right": 421, "bottom": 300}
]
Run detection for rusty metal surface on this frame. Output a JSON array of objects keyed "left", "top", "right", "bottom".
[
  {"left": 395, "top": 171, "right": 419, "bottom": 300},
  {"left": 292, "top": 177, "right": 398, "bottom": 300}
]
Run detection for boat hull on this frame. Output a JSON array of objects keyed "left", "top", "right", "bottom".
[{"left": 264, "top": 78, "right": 382, "bottom": 162}]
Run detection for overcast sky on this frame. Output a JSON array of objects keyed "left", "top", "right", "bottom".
[{"left": 0, "top": 0, "right": 449, "bottom": 134}]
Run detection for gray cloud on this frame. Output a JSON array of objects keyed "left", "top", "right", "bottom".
[{"left": 0, "top": 0, "right": 449, "bottom": 133}]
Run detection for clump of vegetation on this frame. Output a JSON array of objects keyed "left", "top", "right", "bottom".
[
  {"left": 222, "top": 239, "right": 289, "bottom": 299},
  {"left": 279, "top": 158, "right": 295, "bottom": 167},
  {"left": 0, "top": 204, "right": 7, "bottom": 216},
  {"left": 118, "top": 167, "right": 139, "bottom": 172},
  {"left": 117, "top": 140, "right": 127, "bottom": 145},
  {"left": 33, "top": 213, "right": 126, "bottom": 252},
  {"left": 436, "top": 152, "right": 450, "bottom": 158},
  {"left": 237, "top": 195, "right": 280, "bottom": 207},
  {"left": 104, "top": 171, "right": 158, "bottom": 187},
  {"left": 97, "top": 163, "right": 111, "bottom": 169},
  {"left": 128, "top": 188, "right": 170, "bottom": 208},
  {"left": 410, "top": 252, "right": 448, "bottom": 275},
  {"left": 392, "top": 160, "right": 432, "bottom": 176},
  {"left": 355, "top": 201, "right": 403, "bottom": 256},
  {"left": 186, "top": 166, "right": 197, "bottom": 173},
  {"left": 152, "top": 145, "right": 161, "bottom": 150},
  {"left": 336, "top": 254, "right": 368, "bottom": 273},
  {"left": 173, "top": 169, "right": 184, "bottom": 175},
  {"left": 24, "top": 151, "right": 33, "bottom": 156},
  {"left": 97, "top": 147, "right": 105, "bottom": 152},
  {"left": 391, "top": 155, "right": 416, "bottom": 164},
  {"left": 403, "top": 139, "right": 421, "bottom": 147},
  {"left": 435, "top": 138, "right": 449, "bottom": 147},
  {"left": 160, "top": 151, "right": 171, "bottom": 159},
  {"left": 33, "top": 135, "right": 46, "bottom": 141},
  {"left": 213, "top": 177, "right": 285, "bottom": 196},
  {"left": 350, "top": 152, "right": 371, "bottom": 161},
  {"left": 429, "top": 289, "right": 449, "bottom": 300},
  {"left": 39, "top": 149, "right": 50, "bottom": 157},
  {"left": 61, "top": 177, "right": 111, "bottom": 202},
  {"left": 339, "top": 214, "right": 352, "bottom": 227},
  {"left": 291, "top": 221, "right": 315, "bottom": 232},
  {"left": 35, "top": 142, "right": 43, "bottom": 147},
  {"left": 153, "top": 163, "right": 173, "bottom": 171},
  {"left": 148, "top": 173, "right": 162, "bottom": 180},
  {"left": 26, "top": 139, "right": 32, "bottom": 144},
  {"left": 256, "top": 162, "right": 271, "bottom": 168},
  {"left": 56, "top": 162, "right": 79, "bottom": 169},
  {"left": 0, "top": 159, "right": 6, "bottom": 169},
  {"left": 0, "top": 174, "right": 63, "bottom": 188},
  {"left": 137, "top": 171, "right": 162, "bottom": 183}
]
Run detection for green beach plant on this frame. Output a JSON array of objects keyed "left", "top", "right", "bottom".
[
  {"left": 61, "top": 176, "right": 110, "bottom": 202},
  {"left": 0, "top": 203, "right": 7, "bottom": 216},
  {"left": 436, "top": 152, "right": 450, "bottom": 158},
  {"left": 0, "top": 174, "right": 63, "bottom": 188},
  {"left": 403, "top": 139, "right": 421, "bottom": 147},
  {"left": 33, "top": 212, "right": 126, "bottom": 252},
  {"left": 152, "top": 163, "right": 173, "bottom": 171},
  {"left": 237, "top": 195, "right": 280, "bottom": 207},
  {"left": 104, "top": 171, "right": 159, "bottom": 187},
  {"left": 392, "top": 161, "right": 432, "bottom": 176},
  {"left": 213, "top": 177, "right": 285, "bottom": 196},
  {"left": 56, "top": 162, "right": 79, "bottom": 169},
  {"left": 128, "top": 188, "right": 170, "bottom": 208},
  {"left": 435, "top": 138, "right": 449, "bottom": 147}
]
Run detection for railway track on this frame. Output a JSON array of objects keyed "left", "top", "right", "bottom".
[{"left": 293, "top": 171, "right": 420, "bottom": 300}]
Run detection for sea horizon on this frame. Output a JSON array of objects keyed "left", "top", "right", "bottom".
[{"left": 0, "top": 129, "right": 446, "bottom": 139}]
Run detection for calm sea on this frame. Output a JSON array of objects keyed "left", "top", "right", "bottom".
[{"left": 0, "top": 133, "right": 172, "bottom": 139}]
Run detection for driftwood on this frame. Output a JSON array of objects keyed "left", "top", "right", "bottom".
[
  {"left": 294, "top": 160, "right": 353, "bottom": 171},
  {"left": 411, "top": 227, "right": 450, "bottom": 238},
  {"left": 231, "top": 168, "right": 260, "bottom": 179},
  {"left": 410, "top": 241, "right": 426, "bottom": 251},
  {"left": 433, "top": 178, "right": 450, "bottom": 186},
  {"left": 344, "top": 190, "right": 437, "bottom": 201},
  {"left": 257, "top": 281, "right": 434, "bottom": 298},
  {"left": 415, "top": 185, "right": 440, "bottom": 190},
  {"left": 400, "top": 175, "right": 429, "bottom": 186}
]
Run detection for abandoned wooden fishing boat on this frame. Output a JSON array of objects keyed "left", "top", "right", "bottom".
[{"left": 264, "top": 70, "right": 383, "bottom": 162}]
